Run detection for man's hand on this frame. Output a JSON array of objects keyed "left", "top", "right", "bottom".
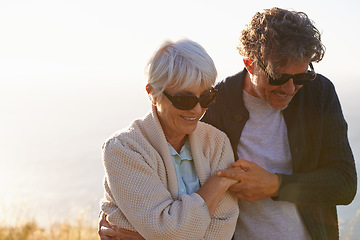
[
  {"left": 98, "top": 212, "right": 145, "bottom": 240},
  {"left": 216, "top": 159, "right": 280, "bottom": 201}
]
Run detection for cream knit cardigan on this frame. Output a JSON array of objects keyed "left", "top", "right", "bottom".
[{"left": 100, "top": 106, "right": 239, "bottom": 239}]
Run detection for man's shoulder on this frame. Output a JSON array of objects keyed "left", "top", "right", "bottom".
[
  {"left": 215, "top": 70, "right": 246, "bottom": 91},
  {"left": 287, "top": 73, "right": 337, "bottom": 113},
  {"left": 307, "top": 73, "right": 333, "bottom": 88},
  {"left": 212, "top": 69, "right": 246, "bottom": 105},
  {"left": 298, "top": 73, "right": 336, "bottom": 99},
  {"left": 201, "top": 69, "right": 247, "bottom": 130}
]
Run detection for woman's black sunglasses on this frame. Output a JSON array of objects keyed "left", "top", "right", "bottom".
[
  {"left": 163, "top": 88, "right": 218, "bottom": 110},
  {"left": 257, "top": 59, "right": 317, "bottom": 86}
]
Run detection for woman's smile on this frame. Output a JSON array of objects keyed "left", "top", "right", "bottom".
[{"left": 180, "top": 115, "right": 198, "bottom": 121}]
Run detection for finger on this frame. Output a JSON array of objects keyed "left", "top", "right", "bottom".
[
  {"left": 230, "top": 163, "right": 248, "bottom": 172},
  {"left": 100, "top": 226, "right": 119, "bottom": 237},
  {"left": 216, "top": 167, "right": 243, "bottom": 180},
  {"left": 231, "top": 158, "right": 243, "bottom": 166},
  {"left": 216, "top": 168, "right": 233, "bottom": 178},
  {"left": 99, "top": 227, "right": 113, "bottom": 240},
  {"left": 99, "top": 212, "right": 112, "bottom": 239},
  {"left": 231, "top": 158, "right": 247, "bottom": 167},
  {"left": 99, "top": 232, "right": 112, "bottom": 240},
  {"left": 99, "top": 217, "right": 111, "bottom": 229},
  {"left": 231, "top": 159, "right": 250, "bottom": 171},
  {"left": 99, "top": 212, "right": 109, "bottom": 225}
]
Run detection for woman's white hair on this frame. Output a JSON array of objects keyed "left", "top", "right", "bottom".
[{"left": 146, "top": 39, "right": 217, "bottom": 99}]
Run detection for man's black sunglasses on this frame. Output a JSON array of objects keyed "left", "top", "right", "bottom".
[
  {"left": 163, "top": 88, "right": 218, "bottom": 110},
  {"left": 257, "top": 59, "right": 317, "bottom": 86}
]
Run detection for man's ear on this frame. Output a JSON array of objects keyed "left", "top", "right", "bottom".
[
  {"left": 146, "top": 84, "right": 156, "bottom": 105},
  {"left": 243, "top": 59, "right": 255, "bottom": 74}
]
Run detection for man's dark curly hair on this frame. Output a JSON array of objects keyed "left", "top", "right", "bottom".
[{"left": 238, "top": 7, "right": 325, "bottom": 71}]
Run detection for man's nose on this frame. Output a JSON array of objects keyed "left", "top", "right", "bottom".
[{"left": 280, "top": 78, "right": 296, "bottom": 94}]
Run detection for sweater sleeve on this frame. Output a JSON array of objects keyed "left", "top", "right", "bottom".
[
  {"left": 204, "top": 134, "right": 239, "bottom": 239},
  {"left": 101, "top": 136, "right": 212, "bottom": 240}
]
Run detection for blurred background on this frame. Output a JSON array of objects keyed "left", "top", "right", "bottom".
[{"left": 1, "top": 0, "right": 359, "bottom": 238}]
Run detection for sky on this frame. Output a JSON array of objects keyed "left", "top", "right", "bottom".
[{"left": 1, "top": 0, "right": 360, "bottom": 232}]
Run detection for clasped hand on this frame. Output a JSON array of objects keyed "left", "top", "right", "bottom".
[{"left": 216, "top": 159, "right": 280, "bottom": 201}]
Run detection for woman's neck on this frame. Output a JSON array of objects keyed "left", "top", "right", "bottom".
[
  {"left": 166, "top": 134, "right": 188, "bottom": 153},
  {"left": 155, "top": 107, "right": 188, "bottom": 153}
]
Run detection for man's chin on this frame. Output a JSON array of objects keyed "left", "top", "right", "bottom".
[{"left": 267, "top": 101, "right": 291, "bottom": 110}]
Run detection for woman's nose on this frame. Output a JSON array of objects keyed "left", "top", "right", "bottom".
[{"left": 191, "top": 102, "right": 203, "bottom": 113}]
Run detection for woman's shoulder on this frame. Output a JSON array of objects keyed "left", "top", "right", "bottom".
[{"left": 102, "top": 118, "right": 148, "bottom": 151}]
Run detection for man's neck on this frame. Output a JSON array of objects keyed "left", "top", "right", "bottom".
[{"left": 243, "top": 71, "right": 258, "bottom": 98}]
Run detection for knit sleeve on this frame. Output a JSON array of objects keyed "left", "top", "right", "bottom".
[
  {"left": 204, "top": 134, "right": 239, "bottom": 239},
  {"left": 102, "top": 136, "right": 212, "bottom": 240}
]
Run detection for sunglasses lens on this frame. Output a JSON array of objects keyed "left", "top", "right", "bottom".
[
  {"left": 269, "top": 75, "right": 290, "bottom": 86},
  {"left": 167, "top": 90, "right": 217, "bottom": 110},
  {"left": 259, "top": 59, "right": 316, "bottom": 86},
  {"left": 172, "top": 95, "right": 198, "bottom": 110},
  {"left": 270, "top": 72, "right": 316, "bottom": 86}
]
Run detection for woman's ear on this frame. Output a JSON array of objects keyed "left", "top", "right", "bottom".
[
  {"left": 146, "top": 84, "right": 156, "bottom": 105},
  {"left": 243, "top": 59, "right": 255, "bottom": 74}
]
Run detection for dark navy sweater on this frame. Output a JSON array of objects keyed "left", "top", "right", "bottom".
[{"left": 202, "top": 69, "right": 357, "bottom": 240}]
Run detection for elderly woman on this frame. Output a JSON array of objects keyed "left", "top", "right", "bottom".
[{"left": 99, "top": 39, "right": 239, "bottom": 239}]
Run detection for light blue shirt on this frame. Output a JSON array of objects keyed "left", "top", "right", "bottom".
[{"left": 168, "top": 140, "right": 200, "bottom": 198}]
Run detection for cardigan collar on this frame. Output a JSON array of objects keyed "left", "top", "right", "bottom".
[{"left": 142, "top": 105, "right": 211, "bottom": 197}]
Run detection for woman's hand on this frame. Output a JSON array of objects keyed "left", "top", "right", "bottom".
[
  {"left": 98, "top": 212, "right": 145, "bottom": 240},
  {"left": 196, "top": 173, "right": 238, "bottom": 216}
]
